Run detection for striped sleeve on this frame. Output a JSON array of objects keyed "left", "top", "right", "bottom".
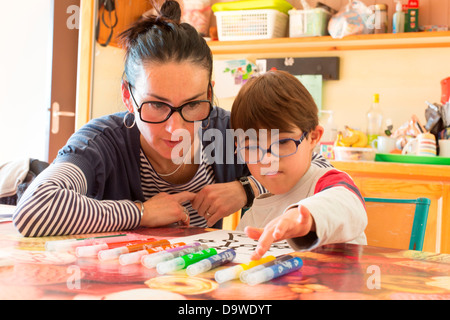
[{"left": 13, "top": 162, "right": 141, "bottom": 237}]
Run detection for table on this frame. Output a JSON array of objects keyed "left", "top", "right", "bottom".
[{"left": 0, "top": 222, "right": 449, "bottom": 302}]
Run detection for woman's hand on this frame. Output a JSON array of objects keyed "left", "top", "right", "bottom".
[
  {"left": 139, "top": 191, "right": 195, "bottom": 227},
  {"left": 192, "top": 181, "right": 247, "bottom": 227},
  {"left": 245, "top": 205, "right": 315, "bottom": 260}
]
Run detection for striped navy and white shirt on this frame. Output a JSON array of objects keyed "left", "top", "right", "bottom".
[{"left": 13, "top": 150, "right": 331, "bottom": 237}]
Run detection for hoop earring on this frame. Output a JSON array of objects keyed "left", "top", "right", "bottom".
[
  {"left": 201, "top": 117, "right": 210, "bottom": 130},
  {"left": 124, "top": 112, "right": 136, "bottom": 129}
]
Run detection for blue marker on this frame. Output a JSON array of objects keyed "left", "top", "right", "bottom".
[
  {"left": 245, "top": 257, "right": 303, "bottom": 286},
  {"left": 186, "top": 248, "right": 236, "bottom": 276},
  {"left": 240, "top": 254, "right": 293, "bottom": 283}
]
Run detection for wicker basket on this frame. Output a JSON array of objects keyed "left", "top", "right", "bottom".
[{"left": 214, "top": 9, "right": 288, "bottom": 41}]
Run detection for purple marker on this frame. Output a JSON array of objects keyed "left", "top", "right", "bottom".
[
  {"left": 141, "top": 242, "right": 207, "bottom": 269},
  {"left": 246, "top": 257, "right": 303, "bottom": 286}
]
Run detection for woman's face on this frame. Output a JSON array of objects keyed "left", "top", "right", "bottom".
[{"left": 124, "top": 61, "right": 211, "bottom": 162}]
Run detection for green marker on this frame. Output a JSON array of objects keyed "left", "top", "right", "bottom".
[{"left": 156, "top": 248, "right": 217, "bottom": 274}]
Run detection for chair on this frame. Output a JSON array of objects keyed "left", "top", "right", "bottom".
[{"left": 364, "top": 197, "right": 430, "bottom": 251}]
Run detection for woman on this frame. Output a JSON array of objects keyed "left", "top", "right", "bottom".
[{"left": 13, "top": 0, "right": 331, "bottom": 237}]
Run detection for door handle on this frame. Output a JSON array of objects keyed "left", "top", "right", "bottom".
[{"left": 51, "top": 102, "right": 75, "bottom": 134}]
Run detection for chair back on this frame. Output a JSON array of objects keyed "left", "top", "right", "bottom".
[{"left": 364, "top": 197, "right": 430, "bottom": 251}]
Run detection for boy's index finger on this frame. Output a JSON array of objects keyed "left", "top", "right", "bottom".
[{"left": 252, "top": 226, "right": 276, "bottom": 260}]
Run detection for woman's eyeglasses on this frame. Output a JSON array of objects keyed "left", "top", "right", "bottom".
[{"left": 128, "top": 83, "right": 213, "bottom": 124}]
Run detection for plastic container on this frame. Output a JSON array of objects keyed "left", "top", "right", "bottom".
[
  {"left": 334, "top": 147, "right": 376, "bottom": 161},
  {"left": 214, "top": 9, "right": 288, "bottom": 41},
  {"left": 289, "top": 8, "right": 331, "bottom": 37},
  {"left": 211, "top": 0, "right": 293, "bottom": 14},
  {"left": 182, "top": 0, "right": 212, "bottom": 37}
]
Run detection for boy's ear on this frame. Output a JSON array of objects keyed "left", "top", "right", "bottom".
[{"left": 309, "top": 125, "right": 324, "bottom": 147}]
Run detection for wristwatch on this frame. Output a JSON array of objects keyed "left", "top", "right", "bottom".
[{"left": 237, "top": 176, "right": 255, "bottom": 209}]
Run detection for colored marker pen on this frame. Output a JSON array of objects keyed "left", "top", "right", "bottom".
[
  {"left": 246, "top": 257, "right": 303, "bottom": 286},
  {"left": 240, "top": 254, "right": 293, "bottom": 283},
  {"left": 186, "top": 248, "right": 236, "bottom": 277},
  {"left": 98, "top": 239, "right": 170, "bottom": 261},
  {"left": 76, "top": 237, "right": 157, "bottom": 258},
  {"left": 141, "top": 242, "right": 207, "bottom": 269},
  {"left": 45, "top": 234, "right": 129, "bottom": 251},
  {"left": 156, "top": 248, "right": 217, "bottom": 275},
  {"left": 118, "top": 242, "right": 186, "bottom": 265},
  {"left": 214, "top": 255, "right": 276, "bottom": 284}
]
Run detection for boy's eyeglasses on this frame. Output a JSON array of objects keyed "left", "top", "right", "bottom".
[
  {"left": 237, "top": 131, "right": 308, "bottom": 164},
  {"left": 128, "top": 83, "right": 213, "bottom": 124}
]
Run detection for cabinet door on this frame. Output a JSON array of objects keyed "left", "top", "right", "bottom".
[{"left": 97, "top": 0, "right": 153, "bottom": 48}]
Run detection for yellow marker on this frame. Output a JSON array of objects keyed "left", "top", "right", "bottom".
[{"left": 214, "top": 255, "right": 276, "bottom": 283}]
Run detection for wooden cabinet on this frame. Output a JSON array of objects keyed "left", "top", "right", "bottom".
[
  {"left": 97, "top": 0, "right": 153, "bottom": 48},
  {"left": 332, "top": 160, "right": 450, "bottom": 254}
]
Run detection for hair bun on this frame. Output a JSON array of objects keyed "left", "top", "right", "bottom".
[{"left": 159, "top": 0, "right": 181, "bottom": 23}]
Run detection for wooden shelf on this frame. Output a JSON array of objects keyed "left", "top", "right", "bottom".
[{"left": 207, "top": 31, "right": 450, "bottom": 55}]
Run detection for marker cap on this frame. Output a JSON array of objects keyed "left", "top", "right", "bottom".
[
  {"left": 246, "top": 257, "right": 303, "bottom": 286},
  {"left": 245, "top": 267, "right": 275, "bottom": 286},
  {"left": 140, "top": 243, "right": 207, "bottom": 269},
  {"left": 76, "top": 243, "right": 108, "bottom": 258},
  {"left": 98, "top": 247, "right": 128, "bottom": 261},
  {"left": 186, "top": 259, "right": 212, "bottom": 277},
  {"left": 214, "top": 265, "right": 243, "bottom": 283},
  {"left": 156, "top": 257, "right": 185, "bottom": 274},
  {"left": 119, "top": 250, "right": 148, "bottom": 265}
]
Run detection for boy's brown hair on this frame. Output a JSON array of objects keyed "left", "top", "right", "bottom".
[{"left": 230, "top": 70, "right": 318, "bottom": 133}]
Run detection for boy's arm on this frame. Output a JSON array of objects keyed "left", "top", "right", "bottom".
[{"left": 286, "top": 170, "right": 367, "bottom": 251}]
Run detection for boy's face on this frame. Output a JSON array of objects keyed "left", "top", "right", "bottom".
[{"left": 243, "top": 126, "right": 322, "bottom": 195}]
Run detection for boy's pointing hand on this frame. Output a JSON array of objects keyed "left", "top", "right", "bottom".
[{"left": 245, "top": 205, "right": 315, "bottom": 260}]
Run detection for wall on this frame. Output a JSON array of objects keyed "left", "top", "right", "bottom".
[
  {"left": 91, "top": 0, "right": 450, "bottom": 134},
  {"left": 92, "top": 44, "right": 450, "bottom": 136}
]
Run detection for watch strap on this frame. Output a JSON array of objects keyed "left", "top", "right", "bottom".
[{"left": 237, "top": 176, "right": 255, "bottom": 209}]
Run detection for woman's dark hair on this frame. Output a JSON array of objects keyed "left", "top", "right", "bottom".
[{"left": 118, "top": 0, "right": 213, "bottom": 86}]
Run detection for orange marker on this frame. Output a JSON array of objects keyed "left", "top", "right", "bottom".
[
  {"left": 98, "top": 239, "right": 170, "bottom": 261},
  {"left": 119, "top": 242, "right": 186, "bottom": 265},
  {"left": 76, "top": 238, "right": 157, "bottom": 257}
]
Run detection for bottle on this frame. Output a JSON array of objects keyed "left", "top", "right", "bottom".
[
  {"left": 318, "top": 110, "right": 337, "bottom": 160},
  {"left": 374, "top": 4, "right": 388, "bottom": 34},
  {"left": 367, "top": 94, "right": 383, "bottom": 145},
  {"left": 393, "top": 1, "right": 405, "bottom": 33}
]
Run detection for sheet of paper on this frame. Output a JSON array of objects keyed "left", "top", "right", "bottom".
[
  {"left": 213, "top": 59, "right": 257, "bottom": 99},
  {"left": 173, "top": 229, "right": 293, "bottom": 263},
  {"left": 295, "top": 74, "right": 323, "bottom": 110}
]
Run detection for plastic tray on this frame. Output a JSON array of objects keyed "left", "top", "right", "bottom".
[
  {"left": 375, "top": 153, "right": 450, "bottom": 165},
  {"left": 211, "top": 0, "right": 293, "bottom": 14}
]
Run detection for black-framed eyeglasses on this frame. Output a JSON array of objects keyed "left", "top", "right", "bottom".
[
  {"left": 128, "top": 83, "right": 213, "bottom": 124},
  {"left": 237, "top": 131, "right": 308, "bottom": 164}
]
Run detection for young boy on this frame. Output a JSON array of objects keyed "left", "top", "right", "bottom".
[{"left": 230, "top": 70, "right": 367, "bottom": 260}]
